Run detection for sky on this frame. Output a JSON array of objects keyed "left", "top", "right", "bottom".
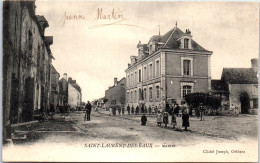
[{"left": 35, "top": 1, "right": 259, "bottom": 102}]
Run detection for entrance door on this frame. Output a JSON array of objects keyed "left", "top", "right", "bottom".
[
  {"left": 23, "top": 77, "right": 34, "bottom": 121},
  {"left": 240, "top": 92, "right": 250, "bottom": 114}
]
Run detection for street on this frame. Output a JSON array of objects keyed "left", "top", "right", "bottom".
[{"left": 3, "top": 110, "right": 258, "bottom": 162}]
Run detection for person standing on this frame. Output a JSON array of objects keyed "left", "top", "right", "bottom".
[
  {"left": 163, "top": 112, "right": 169, "bottom": 127},
  {"left": 127, "top": 104, "right": 130, "bottom": 115},
  {"left": 85, "top": 101, "right": 92, "bottom": 121},
  {"left": 154, "top": 105, "right": 158, "bottom": 114},
  {"left": 141, "top": 104, "right": 144, "bottom": 114},
  {"left": 199, "top": 103, "right": 205, "bottom": 121},
  {"left": 175, "top": 104, "right": 180, "bottom": 117},
  {"left": 131, "top": 105, "right": 134, "bottom": 114},
  {"left": 148, "top": 105, "right": 152, "bottom": 114},
  {"left": 144, "top": 105, "right": 148, "bottom": 113},
  {"left": 118, "top": 107, "right": 121, "bottom": 115},
  {"left": 122, "top": 106, "right": 125, "bottom": 115},
  {"left": 141, "top": 113, "right": 147, "bottom": 126},
  {"left": 182, "top": 109, "right": 190, "bottom": 131},
  {"left": 171, "top": 113, "right": 177, "bottom": 129},
  {"left": 136, "top": 105, "right": 140, "bottom": 115},
  {"left": 156, "top": 111, "right": 163, "bottom": 126},
  {"left": 230, "top": 104, "right": 235, "bottom": 116}
]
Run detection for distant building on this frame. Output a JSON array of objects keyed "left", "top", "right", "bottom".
[
  {"left": 125, "top": 25, "right": 212, "bottom": 108},
  {"left": 105, "top": 77, "right": 126, "bottom": 107},
  {"left": 58, "top": 73, "right": 69, "bottom": 106},
  {"left": 68, "top": 77, "right": 82, "bottom": 109},
  {"left": 50, "top": 65, "right": 60, "bottom": 110},
  {"left": 58, "top": 74, "right": 82, "bottom": 109},
  {"left": 212, "top": 58, "right": 258, "bottom": 114}
]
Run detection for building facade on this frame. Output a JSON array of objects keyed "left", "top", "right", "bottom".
[
  {"left": 125, "top": 25, "right": 212, "bottom": 109},
  {"left": 212, "top": 59, "right": 258, "bottom": 114},
  {"left": 68, "top": 77, "right": 82, "bottom": 109},
  {"left": 105, "top": 77, "right": 126, "bottom": 107},
  {"left": 3, "top": 1, "right": 54, "bottom": 141},
  {"left": 50, "top": 65, "right": 60, "bottom": 111}
]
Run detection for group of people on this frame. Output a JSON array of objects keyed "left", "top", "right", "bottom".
[
  {"left": 140, "top": 105, "right": 190, "bottom": 131},
  {"left": 126, "top": 104, "right": 182, "bottom": 116}
]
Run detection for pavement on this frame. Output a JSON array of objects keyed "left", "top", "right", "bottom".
[
  {"left": 97, "top": 108, "right": 258, "bottom": 140},
  {"left": 3, "top": 110, "right": 258, "bottom": 162}
]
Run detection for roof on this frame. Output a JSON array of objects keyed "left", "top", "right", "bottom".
[
  {"left": 70, "top": 83, "right": 82, "bottom": 94},
  {"left": 160, "top": 27, "right": 210, "bottom": 52},
  {"left": 221, "top": 68, "right": 258, "bottom": 84},
  {"left": 211, "top": 80, "right": 228, "bottom": 92},
  {"left": 51, "top": 64, "right": 59, "bottom": 75}
]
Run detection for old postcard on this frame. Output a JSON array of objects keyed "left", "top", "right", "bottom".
[{"left": 2, "top": 0, "right": 259, "bottom": 162}]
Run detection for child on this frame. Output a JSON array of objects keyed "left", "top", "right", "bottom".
[
  {"left": 163, "top": 112, "right": 169, "bottom": 127},
  {"left": 171, "top": 113, "right": 177, "bottom": 129},
  {"left": 141, "top": 113, "right": 147, "bottom": 125},
  {"left": 156, "top": 111, "right": 162, "bottom": 126}
]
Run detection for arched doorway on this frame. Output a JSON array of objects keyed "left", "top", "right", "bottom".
[{"left": 240, "top": 92, "right": 250, "bottom": 114}]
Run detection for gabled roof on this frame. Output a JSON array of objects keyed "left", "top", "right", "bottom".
[{"left": 221, "top": 68, "right": 258, "bottom": 84}]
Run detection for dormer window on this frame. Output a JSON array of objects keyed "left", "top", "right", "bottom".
[{"left": 184, "top": 38, "right": 189, "bottom": 49}]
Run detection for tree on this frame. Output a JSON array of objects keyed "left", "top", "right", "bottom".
[
  {"left": 103, "top": 98, "right": 108, "bottom": 104},
  {"left": 185, "top": 92, "right": 221, "bottom": 111}
]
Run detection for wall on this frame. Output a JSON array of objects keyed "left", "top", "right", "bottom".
[
  {"left": 68, "top": 83, "right": 81, "bottom": 109},
  {"left": 229, "top": 84, "right": 258, "bottom": 113}
]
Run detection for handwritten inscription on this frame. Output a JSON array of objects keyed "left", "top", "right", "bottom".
[
  {"left": 61, "top": 8, "right": 145, "bottom": 29},
  {"left": 96, "top": 8, "right": 124, "bottom": 20}
]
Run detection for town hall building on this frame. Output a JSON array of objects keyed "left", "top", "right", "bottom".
[{"left": 125, "top": 24, "right": 213, "bottom": 108}]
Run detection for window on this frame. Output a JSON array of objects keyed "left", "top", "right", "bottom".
[
  {"left": 134, "top": 90, "right": 137, "bottom": 102},
  {"left": 182, "top": 85, "right": 192, "bottom": 98},
  {"left": 149, "top": 64, "right": 153, "bottom": 79},
  {"left": 131, "top": 91, "right": 133, "bottom": 102},
  {"left": 156, "top": 86, "right": 160, "bottom": 99},
  {"left": 155, "top": 60, "right": 160, "bottom": 77},
  {"left": 127, "top": 92, "right": 129, "bottom": 102},
  {"left": 134, "top": 71, "right": 137, "bottom": 84},
  {"left": 143, "top": 67, "right": 147, "bottom": 81},
  {"left": 139, "top": 69, "right": 141, "bottom": 82},
  {"left": 183, "top": 60, "right": 191, "bottom": 76},
  {"left": 253, "top": 98, "right": 258, "bottom": 108},
  {"left": 184, "top": 38, "right": 189, "bottom": 49},
  {"left": 253, "top": 85, "right": 258, "bottom": 95},
  {"left": 127, "top": 75, "right": 130, "bottom": 86},
  {"left": 143, "top": 88, "right": 146, "bottom": 101},
  {"left": 149, "top": 87, "right": 153, "bottom": 101}
]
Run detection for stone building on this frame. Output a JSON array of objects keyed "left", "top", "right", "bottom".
[
  {"left": 105, "top": 77, "right": 126, "bottom": 108},
  {"left": 58, "top": 74, "right": 82, "bottom": 109},
  {"left": 68, "top": 77, "right": 82, "bottom": 109},
  {"left": 50, "top": 65, "right": 60, "bottom": 111},
  {"left": 3, "top": 1, "right": 54, "bottom": 141},
  {"left": 58, "top": 73, "right": 69, "bottom": 106},
  {"left": 125, "top": 25, "right": 212, "bottom": 109},
  {"left": 212, "top": 59, "right": 258, "bottom": 114}
]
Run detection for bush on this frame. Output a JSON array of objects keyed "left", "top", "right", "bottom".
[{"left": 185, "top": 92, "right": 221, "bottom": 111}]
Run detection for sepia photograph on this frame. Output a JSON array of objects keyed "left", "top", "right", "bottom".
[{"left": 2, "top": 0, "right": 259, "bottom": 162}]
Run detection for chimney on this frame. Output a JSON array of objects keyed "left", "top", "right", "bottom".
[
  {"left": 68, "top": 77, "right": 72, "bottom": 82},
  {"left": 130, "top": 56, "right": 138, "bottom": 65},
  {"left": 63, "top": 73, "right": 67, "bottom": 80},
  {"left": 114, "top": 78, "right": 118, "bottom": 86},
  {"left": 251, "top": 58, "right": 258, "bottom": 73}
]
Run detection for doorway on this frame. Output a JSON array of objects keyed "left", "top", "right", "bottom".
[{"left": 240, "top": 92, "right": 250, "bottom": 114}]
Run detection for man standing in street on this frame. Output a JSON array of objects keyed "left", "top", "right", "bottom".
[{"left": 85, "top": 101, "right": 92, "bottom": 121}]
